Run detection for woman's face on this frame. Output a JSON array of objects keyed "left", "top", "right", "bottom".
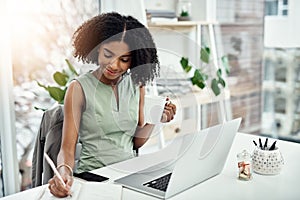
[{"left": 98, "top": 41, "right": 132, "bottom": 82}]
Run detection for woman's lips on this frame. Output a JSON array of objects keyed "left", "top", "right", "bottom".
[{"left": 105, "top": 68, "right": 118, "bottom": 76}]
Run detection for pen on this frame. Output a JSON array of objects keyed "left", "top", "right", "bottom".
[
  {"left": 44, "top": 152, "right": 66, "bottom": 187},
  {"left": 253, "top": 140, "right": 258, "bottom": 147},
  {"left": 259, "top": 138, "right": 263, "bottom": 149},
  {"left": 269, "top": 141, "right": 277, "bottom": 151},
  {"left": 263, "top": 138, "right": 268, "bottom": 150}
]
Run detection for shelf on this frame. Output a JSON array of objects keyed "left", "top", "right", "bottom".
[
  {"left": 170, "top": 86, "right": 230, "bottom": 110},
  {"left": 148, "top": 21, "right": 218, "bottom": 33},
  {"left": 148, "top": 21, "right": 218, "bottom": 27}
]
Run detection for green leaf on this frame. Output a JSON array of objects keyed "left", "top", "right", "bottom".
[
  {"left": 180, "top": 57, "right": 192, "bottom": 72},
  {"left": 216, "top": 68, "right": 222, "bottom": 77},
  {"left": 190, "top": 76, "right": 197, "bottom": 85},
  {"left": 219, "top": 77, "right": 226, "bottom": 87},
  {"left": 196, "top": 81, "right": 206, "bottom": 89},
  {"left": 180, "top": 57, "right": 188, "bottom": 67},
  {"left": 187, "top": 66, "right": 192, "bottom": 72},
  {"left": 53, "top": 71, "right": 69, "bottom": 86},
  {"left": 65, "top": 59, "right": 79, "bottom": 76},
  {"left": 180, "top": 11, "right": 189, "bottom": 17},
  {"left": 200, "top": 47, "right": 210, "bottom": 63},
  {"left": 194, "top": 69, "right": 208, "bottom": 81},
  {"left": 211, "top": 79, "right": 221, "bottom": 96},
  {"left": 221, "top": 56, "right": 230, "bottom": 75},
  {"left": 36, "top": 81, "right": 48, "bottom": 90},
  {"left": 191, "top": 70, "right": 207, "bottom": 89},
  {"left": 47, "top": 86, "right": 65, "bottom": 103},
  {"left": 204, "top": 46, "right": 210, "bottom": 54},
  {"left": 191, "top": 76, "right": 205, "bottom": 89}
]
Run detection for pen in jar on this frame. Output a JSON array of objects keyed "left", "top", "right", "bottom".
[
  {"left": 253, "top": 140, "right": 258, "bottom": 147},
  {"left": 263, "top": 138, "right": 268, "bottom": 150},
  {"left": 259, "top": 138, "right": 263, "bottom": 149},
  {"left": 269, "top": 141, "right": 277, "bottom": 151}
]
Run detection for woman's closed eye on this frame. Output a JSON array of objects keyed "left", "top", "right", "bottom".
[
  {"left": 103, "top": 50, "right": 130, "bottom": 62},
  {"left": 104, "top": 53, "right": 112, "bottom": 58},
  {"left": 103, "top": 48, "right": 113, "bottom": 58},
  {"left": 120, "top": 57, "right": 131, "bottom": 63}
]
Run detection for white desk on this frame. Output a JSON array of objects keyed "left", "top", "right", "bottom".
[{"left": 3, "top": 132, "right": 300, "bottom": 200}]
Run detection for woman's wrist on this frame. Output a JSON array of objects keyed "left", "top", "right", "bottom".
[{"left": 57, "top": 164, "right": 73, "bottom": 176}]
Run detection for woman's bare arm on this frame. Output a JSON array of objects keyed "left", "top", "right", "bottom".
[
  {"left": 133, "top": 87, "right": 176, "bottom": 149},
  {"left": 58, "top": 80, "right": 84, "bottom": 170},
  {"left": 49, "top": 80, "right": 84, "bottom": 197}
]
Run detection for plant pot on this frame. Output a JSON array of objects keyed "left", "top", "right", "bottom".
[{"left": 178, "top": 16, "right": 191, "bottom": 21}]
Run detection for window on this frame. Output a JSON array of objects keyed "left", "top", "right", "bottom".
[{"left": 265, "top": 0, "right": 289, "bottom": 16}]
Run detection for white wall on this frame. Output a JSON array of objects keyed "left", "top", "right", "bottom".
[
  {"left": 100, "top": 0, "right": 147, "bottom": 26},
  {"left": 264, "top": 0, "right": 300, "bottom": 48}
]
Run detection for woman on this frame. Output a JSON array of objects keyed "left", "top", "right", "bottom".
[{"left": 48, "top": 12, "right": 176, "bottom": 197}]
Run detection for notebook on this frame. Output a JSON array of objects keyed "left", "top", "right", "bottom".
[
  {"left": 37, "top": 180, "right": 122, "bottom": 200},
  {"left": 114, "top": 118, "right": 241, "bottom": 199}
]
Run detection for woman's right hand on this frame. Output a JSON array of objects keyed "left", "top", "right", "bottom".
[{"left": 48, "top": 171, "right": 73, "bottom": 198}]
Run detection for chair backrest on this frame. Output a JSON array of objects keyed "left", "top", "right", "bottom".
[{"left": 31, "top": 105, "right": 81, "bottom": 187}]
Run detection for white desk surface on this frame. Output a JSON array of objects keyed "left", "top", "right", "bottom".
[{"left": 3, "top": 132, "right": 300, "bottom": 200}]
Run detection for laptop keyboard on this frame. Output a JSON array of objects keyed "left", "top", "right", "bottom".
[{"left": 143, "top": 173, "right": 172, "bottom": 192}]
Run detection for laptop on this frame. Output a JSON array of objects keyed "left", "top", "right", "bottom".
[{"left": 114, "top": 118, "right": 241, "bottom": 199}]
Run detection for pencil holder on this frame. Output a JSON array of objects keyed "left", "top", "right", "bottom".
[{"left": 252, "top": 147, "right": 284, "bottom": 175}]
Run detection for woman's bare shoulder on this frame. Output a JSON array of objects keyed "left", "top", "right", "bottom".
[{"left": 65, "top": 80, "right": 85, "bottom": 107}]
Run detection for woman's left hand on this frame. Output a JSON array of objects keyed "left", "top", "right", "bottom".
[{"left": 161, "top": 98, "right": 176, "bottom": 123}]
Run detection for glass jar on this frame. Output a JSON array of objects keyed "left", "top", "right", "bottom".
[
  {"left": 237, "top": 150, "right": 252, "bottom": 181},
  {"left": 176, "top": 0, "right": 192, "bottom": 20}
]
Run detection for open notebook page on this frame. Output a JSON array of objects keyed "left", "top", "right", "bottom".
[{"left": 38, "top": 181, "right": 122, "bottom": 200}]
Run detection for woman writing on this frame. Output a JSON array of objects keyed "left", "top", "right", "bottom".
[{"left": 48, "top": 12, "right": 176, "bottom": 197}]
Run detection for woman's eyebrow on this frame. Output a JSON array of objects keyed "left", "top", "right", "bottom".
[
  {"left": 121, "top": 54, "right": 132, "bottom": 57},
  {"left": 103, "top": 48, "right": 114, "bottom": 55}
]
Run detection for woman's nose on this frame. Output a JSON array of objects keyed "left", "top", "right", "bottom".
[{"left": 109, "top": 58, "right": 119, "bottom": 69}]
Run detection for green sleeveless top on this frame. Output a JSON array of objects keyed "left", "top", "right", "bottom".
[{"left": 75, "top": 72, "right": 139, "bottom": 173}]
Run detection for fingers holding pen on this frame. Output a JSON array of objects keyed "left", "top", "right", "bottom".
[{"left": 48, "top": 175, "right": 72, "bottom": 198}]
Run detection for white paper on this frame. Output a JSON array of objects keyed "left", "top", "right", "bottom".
[
  {"left": 78, "top": 182, "right": 122, "bottom": 200},
  {"left": 38, "top": 181, "right": 122, "bottom": 200}
]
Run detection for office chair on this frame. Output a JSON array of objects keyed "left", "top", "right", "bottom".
[{"left": 31, "top": 105, "right": 82, "bottom": 187}]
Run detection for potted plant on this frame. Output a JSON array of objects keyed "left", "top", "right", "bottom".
[
  {"left": 180, "top": 46, "right": 230, "bottom": 96},
  {"left": 177, "top": 0, "right": 192, "bottom": 21},
  {"left": 36, "top": 59, "right": 79, "bottom": 109}
]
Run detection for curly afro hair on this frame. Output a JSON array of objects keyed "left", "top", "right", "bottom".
[{"left": 72, "top": 12, "right": 159, "bottom": 86}]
